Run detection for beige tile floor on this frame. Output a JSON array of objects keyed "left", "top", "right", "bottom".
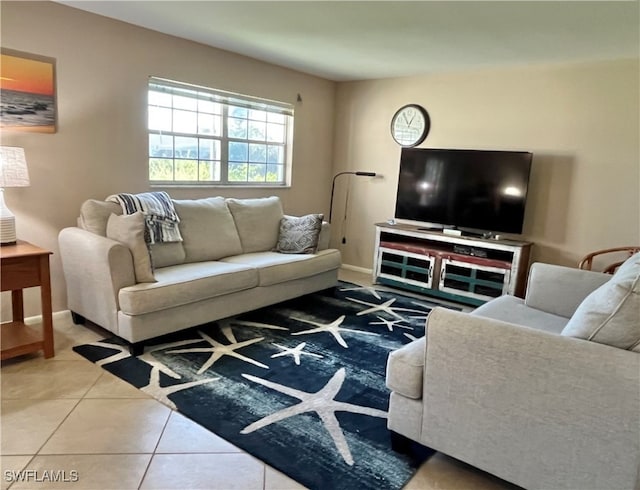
[{"left": 0, "top": 269, "right": 517, "bottom": 490}]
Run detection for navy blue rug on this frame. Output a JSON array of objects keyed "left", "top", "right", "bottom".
[{"left": 74, "top": 282, "right": 449, "bottom": 489}]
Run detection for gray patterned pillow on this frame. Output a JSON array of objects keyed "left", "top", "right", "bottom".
[{"left": 276, "top": 214, "right": 323, "bottom": 254}]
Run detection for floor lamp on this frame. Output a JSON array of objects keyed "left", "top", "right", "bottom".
[{"left": 329, "top": 171, "right": 377, "bottom": 247}]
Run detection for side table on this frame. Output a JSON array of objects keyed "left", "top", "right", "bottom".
[{"left": 1, "top": 240, "right": 54, "bottom": 360}]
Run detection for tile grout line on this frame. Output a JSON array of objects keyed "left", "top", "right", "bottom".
[
  {"left": 79, "top": 365, "right": 107, "bottom": 398},
  {"left": 32, "top": 397, "right": 83, "bottom": 457},
  {"left": 24, "top": 452, "right": 156, "bottom": 456},
  {"left": 262, "top": 463, "right": 267, "bottom": 490},
  {"left": 136, "top": 407, "right": 174, "bottom": 489}
]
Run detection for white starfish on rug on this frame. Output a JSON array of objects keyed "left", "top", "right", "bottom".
[
  {"left": 240, "top": 368, "right": 387, "bottom": 466},
  {"left": 290, "top": 315, "right": 379, "bottom": 348},
  {"left": 338, "top": 285, "right": 382, "bottom": 300},
  {"left": 166, "top": 330, "right": 268, "bottom": 374},
  {"left": 347, "top": 297, "right": 429, "bottom": 320},
  {"left": 233, "top": 320, "right": 289, "bottom": 331},
  {"left": 87, "top": 341, "right": 131, "bottom": 367},
  {"left": 218, "top": 318, "right": 289, "bottom": 343},
  {"left": 140, "top": 365, "right": 219, "bottom": 410},
  {"left": 82, "top": 339, "right": 219, "bottom": 410},
  {"left": 270, "top": 341, "right": 323, "bottom": 365},
  {"left": 369, "top": 316, "right": 414, "bottom": 332},
  {"left": 139, "top": 338, "right": 207, "bottom": 378},
  {"left": 407, "top": 300, "right": 437, "bottom": 321}
]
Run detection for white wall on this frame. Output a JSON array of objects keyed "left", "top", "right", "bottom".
[
  {"left": 332, "top": 59, "right": 640, "bottom": 271},
  {"left": 1, "top": 1, "right": 336, "bottom": 318}
]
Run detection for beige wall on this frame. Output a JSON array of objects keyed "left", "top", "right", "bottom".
[
  {"left": 2, "top": 2, "right": 638, "bottom": 322},
  {"left": 0, "top": 1, "right": 336, "bottom": 319},
  {"left": 332, "top": 59, "right": 639, "bottom": 271}
]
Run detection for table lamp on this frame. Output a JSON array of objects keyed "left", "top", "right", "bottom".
[{"left": 0, "top": 146, "right": 30, "bottom": 245}]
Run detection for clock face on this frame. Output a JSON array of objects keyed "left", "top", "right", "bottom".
[{"left": 391, "top": 104, "right": 430, "bottom": 147}]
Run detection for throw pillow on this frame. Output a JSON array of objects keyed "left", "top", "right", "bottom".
[
  {"left": 106, "top": 212, "right": 156, "bottom": 284},
  {"left": 276, "top": 214, "right": 324, "bottom": 254},
  {"left": 561, "top": 252, "right": 640, "bottom": 351}
]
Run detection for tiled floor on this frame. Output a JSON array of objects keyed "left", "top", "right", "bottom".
[{"left": 1, "top": 269, "right": 516, "bottom": 490}]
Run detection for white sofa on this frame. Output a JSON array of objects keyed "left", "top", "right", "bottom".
[
  {"left": 59, "top": 196, "right": 341, "bottom": 353},
  {"left": 386, "top": 257, "right": 640, "bottom": 490}
]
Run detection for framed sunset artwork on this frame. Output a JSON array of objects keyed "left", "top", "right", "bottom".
[{"left": 1, "top": 48, "right": 57, "bottom": 133}]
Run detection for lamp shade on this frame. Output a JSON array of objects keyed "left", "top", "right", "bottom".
[{"left": 0, "top": 146, "right": 30, "bottom": 188}]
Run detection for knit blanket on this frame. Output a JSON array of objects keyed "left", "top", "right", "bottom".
[{"left": 107, "top": 191, "right": 182, "bottom": 244}]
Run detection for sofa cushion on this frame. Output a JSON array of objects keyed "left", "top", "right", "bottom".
[
  {"left": 80, "top": 199, "right": 121, "bottom": 236},
  {"left": 386, "top": 337, "right": 425, "bottom": 399},
  {"left": 149, "top": 242, "right": 186, "bottom": 268},
  {"left": 174, "top": 197, "right": 243, "bottom": 262},
  {"left": 473, "top": 295, "right": 568, "bottom": 335},
  {"left": 226, "top": 197, "right": 283, "bottom": 253},
  {"left": 561, "top": 252, "right": 640, "bottom": 351},
  {"left": 276, "top": 214, "right": 323, "bottom": 254},
  {"left": 220, "top": 249, "right": 341, "bottom": 286},
  {"left": 118, "top": 261, "right": 258, "bottom": 316},
  {"left": 106, "top": 212, "right": 156, "bottom": 283}
]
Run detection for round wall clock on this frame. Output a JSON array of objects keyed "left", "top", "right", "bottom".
[{"left": 390, "top": 104, "right": 430, "bottom": 147}]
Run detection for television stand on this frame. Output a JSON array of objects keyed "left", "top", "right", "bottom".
[{"left": 373, "top": 223, "right": 532, "bottom": 306}]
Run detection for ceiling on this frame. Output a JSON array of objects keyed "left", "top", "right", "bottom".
[{"left": 57, "top": 1, "right": 639, "bottom": 81}]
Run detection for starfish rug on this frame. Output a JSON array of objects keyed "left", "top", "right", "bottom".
[{"left": 73, "top": 282, "right": 453, "bottom": 490}]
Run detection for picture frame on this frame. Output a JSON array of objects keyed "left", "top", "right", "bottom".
[{"left": 0, "top": 48, "right": 57, "bottom": 133}]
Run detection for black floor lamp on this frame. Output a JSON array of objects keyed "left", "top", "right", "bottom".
[{"left": 329, "top": 171, "right": 377, "bottom": 223}]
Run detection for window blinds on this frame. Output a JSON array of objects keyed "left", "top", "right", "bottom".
[{"left": 149, "top": 77, "right": 294, "bottom": 116}]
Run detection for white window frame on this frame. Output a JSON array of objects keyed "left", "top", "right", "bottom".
[{"left": 148, "top": 77, "right": 294, "bottom": 186}]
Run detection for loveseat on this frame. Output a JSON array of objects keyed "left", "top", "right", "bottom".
[
  {"left": 59, "top": 195, "right": 341, "bottom": 352},
  {"left": 386, "top": 256, "right": 640, "bottom": 490}
]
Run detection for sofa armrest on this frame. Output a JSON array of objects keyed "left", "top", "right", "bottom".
[
  {"left": 317, "top": 221, "right": 330, "bottom": 251},
  {"left": 421, "top": 307, "right": 640, "bottom": 490},
  {"left": 58, "top": 227, "right": 136, "bottom": 334},
  {"left": 524, "top": 262, "right": 611, "bottom": 318}
]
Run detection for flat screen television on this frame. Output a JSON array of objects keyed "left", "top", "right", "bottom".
[{"left": 394, "top": 148, "right": 533, "bottom": 235}]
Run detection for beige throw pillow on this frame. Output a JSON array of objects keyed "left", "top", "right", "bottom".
[
  {"left": 106, "top": 212, "right": 156, "bottom": 283},
  {"left": 561, "top": 252, "right": 640, "bottom": 351}
]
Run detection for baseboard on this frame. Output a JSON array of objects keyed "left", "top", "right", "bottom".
[
  {"left": 340, "top": 264, "right": 373, "bottom": 275},
  {"left": 24, "top": 310, "right": 70, "bottom": 325}
]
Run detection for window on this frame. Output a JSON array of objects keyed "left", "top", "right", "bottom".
[{"left": 148, "top": 77, "right": 294, "bottom": 186}]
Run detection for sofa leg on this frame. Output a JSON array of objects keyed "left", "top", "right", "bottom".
[
  {"left": 70, "top": 311, "right": 86, "bottom": 325},
  {"left": 390, "top": 431, "right": 413, "bottom": 453},
  {"left": 321, "top": 286, "right": 337, "bottom": 297},
  {"left": 389, "top": 431, "right": 436, "bottom": 464},
  {"left": 129, "top": 342, "right": 144, "bottom": 356}
]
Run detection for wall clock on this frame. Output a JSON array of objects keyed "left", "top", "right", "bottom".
[{"left": 390, "top": 104, "right": 430, "bottom": 147}]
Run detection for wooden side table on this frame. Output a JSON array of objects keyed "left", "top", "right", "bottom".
[{"left": 1, "top": 241, "right": 54, "bottom": 360}]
